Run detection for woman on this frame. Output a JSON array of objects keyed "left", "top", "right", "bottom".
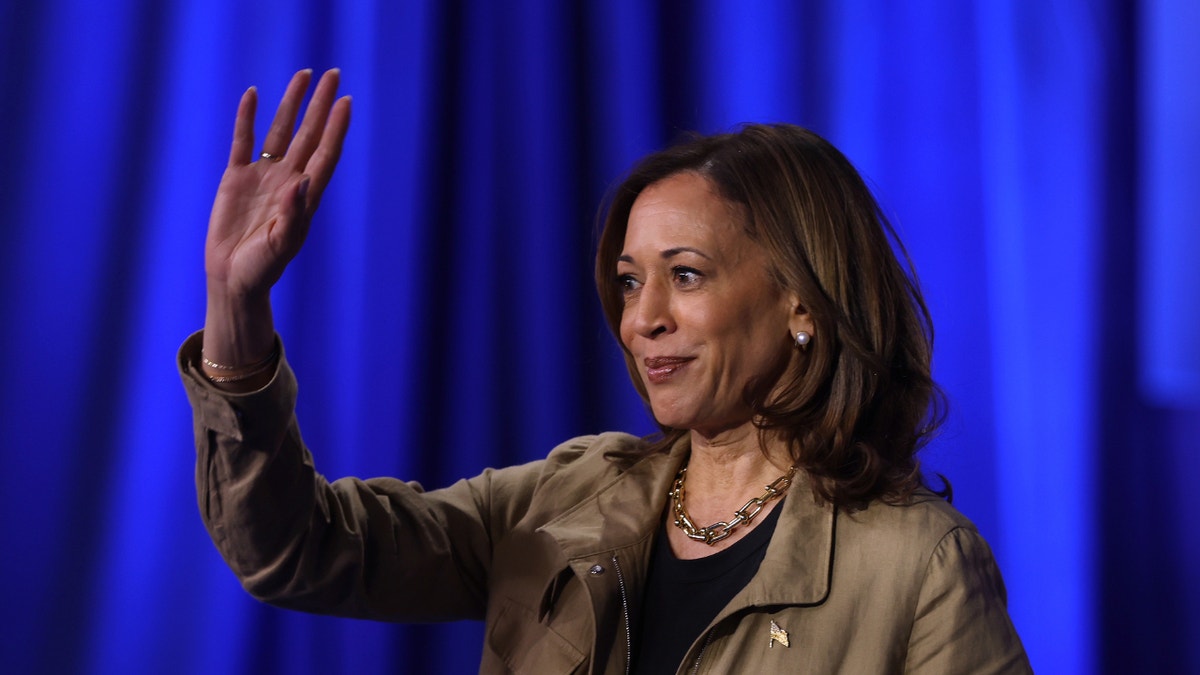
[{"left": 181, "top": 69, "right": 1031, "bottom": 673}]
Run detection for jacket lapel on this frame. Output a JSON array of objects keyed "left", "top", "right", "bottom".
[
  {"left": 533, "top": 438, "right": 687, "bottom": 675},
  {"left": 537, "top": 437, "right": 835, "bottom": 608},
  {"left": 537, "top": 437, "right": 686, "bottom": 558},
  {"left": 725, "top": 476, "right": 837, "bottom": 610},
  {"left": 528, "top": 435, "right": 836, "bottom": 674}
]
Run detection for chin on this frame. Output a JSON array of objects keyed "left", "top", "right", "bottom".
[
  {"left": 647, "top": 403, "right": 695, "bottom": 431},
  {"left": 650, "top": 402, "right": 750, "bottom": 437},
  {"left": 650, "top": 414, "right": 689, "bottom": 430},
  {"left": 649, "top": 404, "right": 717, "bottom": 433}
]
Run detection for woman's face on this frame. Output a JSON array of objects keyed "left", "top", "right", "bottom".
[{"left": 617, "top": 172, "right": 804, "bottom": 438}]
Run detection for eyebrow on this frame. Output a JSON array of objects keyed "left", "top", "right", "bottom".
[{"left": 617, "top": 247, "right": 713, "bottom": 264}]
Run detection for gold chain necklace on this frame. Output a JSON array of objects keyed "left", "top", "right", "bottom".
[{"left": 670, "top": 463, "right": 798, "bottom": 545}]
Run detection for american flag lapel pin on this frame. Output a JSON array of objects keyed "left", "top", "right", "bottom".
[{"left": 769, "top": 620, "right": 790, "bottom": 648}]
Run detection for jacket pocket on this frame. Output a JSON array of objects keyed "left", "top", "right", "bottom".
[{"left": 486, "top": 599, "right": 586, "bottom": 674}]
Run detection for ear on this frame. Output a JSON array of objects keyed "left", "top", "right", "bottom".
[{"left": 786, "top": 294, "right": 815, "bottom": 338}]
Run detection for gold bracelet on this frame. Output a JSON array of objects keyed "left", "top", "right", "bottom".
[
  {"left": 207, "top": 357, "right": 279, "bottom": 384},
  {"left": 201, "top": 345, "right": 278, "bottom": 372},
  {"left": 200, "top": 344, "right": 280, "bottom": 383}
]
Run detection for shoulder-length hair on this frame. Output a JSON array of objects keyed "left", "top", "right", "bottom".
[{"left": 594, "top": 124, "right": 947, "bottom": 506}]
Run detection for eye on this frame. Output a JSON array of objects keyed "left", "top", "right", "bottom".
[
  {"left": 671, "top": 266, "right": 703, "bottom": 286},
  {"left": 617, "top": 274, "right": 641, "bottom": 296}
]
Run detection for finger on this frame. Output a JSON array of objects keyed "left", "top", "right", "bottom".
[
  {"left": 260, "top": 69, "right": 313, "bottom": 158},
  {"left": 228, "top": 87, "right": 257, "bottom": 167},
  {"left": 300, "top": 95, "right": 352, "bottom": 215},
  {"left": 286, "top": 68, "right": 341, "bottom": 167}
]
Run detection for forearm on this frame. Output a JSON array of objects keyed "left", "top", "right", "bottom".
[
  {"left": 180, "top": 334, "right": 494, "bottom": 620},
  {"left": 182, "top": 331, "right": 307, "bottom": 585}
]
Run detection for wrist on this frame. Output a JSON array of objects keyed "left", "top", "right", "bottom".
[
  {"left": 203, "top": 283, "right": 276, "bottom": 368},
  {"left": 200, "top": 337, "right": 280, "bottom": 385}
]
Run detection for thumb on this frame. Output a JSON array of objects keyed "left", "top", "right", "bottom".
[
  {"left": 273, "top": 175, "right": 314, "bottom": 259},
  {"left": 295, "top": 174, "right": 312, "bottom": 213}
]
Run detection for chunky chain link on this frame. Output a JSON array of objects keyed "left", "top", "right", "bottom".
[{"left": 670, "top": 464, "right": 797, "bottom": 545}]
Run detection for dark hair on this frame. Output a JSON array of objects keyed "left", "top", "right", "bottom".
[{"left": 595, "top": 124, "right": 947, "bottom": 506}]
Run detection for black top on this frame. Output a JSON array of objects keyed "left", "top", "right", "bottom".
[{"left": 630, "top": 500, "right": 783, "bottom": 674}]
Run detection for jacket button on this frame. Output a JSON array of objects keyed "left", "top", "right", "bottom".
[{"left": 588, "top": 564, "right": 605, "bottom": 575}]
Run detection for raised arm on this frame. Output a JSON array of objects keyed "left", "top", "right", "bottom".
[
  {"left": 184, "top": 70, "right": 501, "bottom": 621},
  {"left": 201, "top": 68, "right": 350, "bottom": 391}
]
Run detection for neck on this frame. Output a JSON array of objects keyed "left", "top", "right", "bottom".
[
  {"left": 665, "top": 427, "right": 794, "bottom": 559},
  {"left": 685, "top": 426, "right": 792, "bottom": 497}
]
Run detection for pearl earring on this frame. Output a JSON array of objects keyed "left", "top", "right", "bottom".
[{"left": 794, "top": 331, "right": 811, "bottom": 349}]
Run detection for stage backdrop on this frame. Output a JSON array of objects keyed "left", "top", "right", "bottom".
[{"left": 1, "top": 1, "right": 1196, "bottom": 673}]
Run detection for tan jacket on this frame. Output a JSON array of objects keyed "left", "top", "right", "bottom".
[{"left": 180, "top": 333, "right": 1031, "bottom": 674}]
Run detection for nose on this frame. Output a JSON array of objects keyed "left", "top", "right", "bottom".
[{"left": 624, "top": 276, "right": 675, "bottom": 339}]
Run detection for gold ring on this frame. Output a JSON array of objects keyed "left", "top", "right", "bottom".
[{"left": 260, "top": 151, "right": 284, "bottom": 161}]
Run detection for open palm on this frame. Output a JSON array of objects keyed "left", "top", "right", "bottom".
[{"left": 206, "top": 69, "right": 351, "bottom": 298}]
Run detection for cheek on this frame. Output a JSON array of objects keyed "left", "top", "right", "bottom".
[
  {"left": 617, "top": 310, "right": 631, "bottom": 343},
  {"left": 618, "top": 313, "right": 638, "bottom": 354},
  {"left": 727, "top": 314, "right": 789, "bottom": 370}
]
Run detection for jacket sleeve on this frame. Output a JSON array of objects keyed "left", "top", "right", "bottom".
[
  {"left": 178, "top": 331, "right": 542, "bottom": 623},
  {"left": 904, "top": 526, "right": 1033, "bottom": 674}
]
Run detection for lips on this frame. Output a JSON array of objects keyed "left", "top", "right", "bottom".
[{"left": 643, "top": 356, "right": 694, "bottom": 384}]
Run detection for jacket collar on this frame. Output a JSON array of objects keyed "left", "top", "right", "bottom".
[
  {"left": 733, "top": 473, "right": 835, "bottom": 608},
  {"left": 538, "top": 434, "right": 836, "bottom": 608},
  {"left": 538, "top": 436, "right": 687, "bottom": 558}
]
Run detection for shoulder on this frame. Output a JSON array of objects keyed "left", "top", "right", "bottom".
[
  {"left": 464, "top": 432, "right": 651, "bottom": 505},
  {"left": 818, "top": 497, "right": 1030, "bottom": 671},
  {"left": 830, "top": 491, "right": 996, "bottom": 590},
  {"left": 857, "top": 495, "right": 1004, "bottom": 591},
  {"left": 530, "top": 431, "right": 654, "bottom": 492},
  {"left": 542, "top": 431, "right": 649, "bottom": 466},
  {"left": 813, "top": 493, "right": 1014, "bottom": 629},
  {"left": 840, "top": 490, "right": 976, "bottom": 549},
  {"left": 825, "top": 496, "right": 1029, "bottom": 671}
]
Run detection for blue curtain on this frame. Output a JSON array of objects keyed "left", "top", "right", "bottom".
[{"left": 1, "top": 1, "right": 1196, "bottom": 673}]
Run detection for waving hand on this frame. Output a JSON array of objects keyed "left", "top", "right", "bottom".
[{"left": 201, "top": 69, "right": 351, "bottom": 387}]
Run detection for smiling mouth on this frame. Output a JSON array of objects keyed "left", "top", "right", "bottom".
[{"left": 644, "top": 357, "right": 694, "bottom": 384}]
